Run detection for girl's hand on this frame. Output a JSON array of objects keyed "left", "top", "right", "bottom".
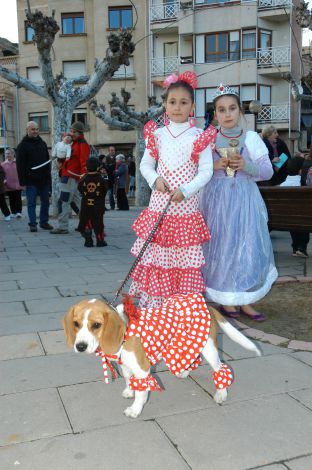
[
  {"left": 170, "top": 188, "right": 185, "bottom": 203},
  {"left": 228, "top": 156, "right": 245, "bottom": 171},
  {"left": 214, "top": 158, "right": 228, "bottom": 171},
  {"left": 155, "top": 176, "right": 170, "bottom": 193}
]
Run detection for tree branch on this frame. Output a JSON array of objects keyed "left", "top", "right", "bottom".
[
  {"left": 0, "top": 65, "right": 46, "bottom": 97},
  {"left": 89, "top": 100, "right": 134, "bottom": 130}
]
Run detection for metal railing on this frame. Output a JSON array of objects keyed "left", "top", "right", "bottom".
[
  {"left": 257, "top": 46, "right": 290, "bottom": 67},
  {"left": 258, "top": 0, "right": 292, "bottom": 8},
  {"left": 151, "top": 56, "right": 179, "bottom": 75},
  {"left": 150, "top": 1, "right": 179, "bottom": 22},
  {"left": 257, "top": 103, "right": 289, "bottom": 122},
  {"left": 0, "top": 55, "right": 18, "bottom": 69}
]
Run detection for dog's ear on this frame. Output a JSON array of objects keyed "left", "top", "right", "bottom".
[
  {"left": 63, "top": 306, "right": 76, "bottom": 347},
  {"left": 99, "top": 307, "right": 126, "bottom": 355}
]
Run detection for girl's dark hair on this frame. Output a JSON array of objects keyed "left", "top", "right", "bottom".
[
  {"left": 163, "top": 80, "right": 194, "bottom": 103},
  {"left": 213, "top": 93, "right": 242, "bottom": 112}
]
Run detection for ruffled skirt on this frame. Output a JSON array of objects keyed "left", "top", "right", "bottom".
[{"left": 129, "top": 206, "right": 210, "bottom": 308}]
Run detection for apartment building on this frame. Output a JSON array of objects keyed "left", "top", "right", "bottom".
[
  {"left": 148, "top": 0, "right": 302, "bottom": 149},
  {"left": 14, "top": 0, "right": 148, "bottom": 152}
]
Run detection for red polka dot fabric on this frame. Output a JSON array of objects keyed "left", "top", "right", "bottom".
[
  {"left": 130, "top": 122, "right": 215, "bottom": 307},
  {"left": 126, "top": 293, "right": 211, "bottom": 376},
  {"left": 128, "top": 374, "right": 163, "bottom": 392},
  {"left": 213, "top": 363, "right": 234, "bottom": 389}
]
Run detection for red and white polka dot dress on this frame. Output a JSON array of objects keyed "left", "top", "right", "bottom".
[
  {"left": 129, "top": 121, "right": 216, "bottom": 308},
  {"left": 126, "top": 293, "right": 211, "bottom": 375}
]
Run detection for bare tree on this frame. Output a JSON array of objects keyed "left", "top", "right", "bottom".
[
  {"left": 0, "top": 4, "right": 135, "bottom": 146},
  {"left": 90, "top": 90, "right": 164, "bottom": 206}
]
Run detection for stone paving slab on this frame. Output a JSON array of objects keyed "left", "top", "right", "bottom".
[
  {"left": 0, "top": 287, "right": 59, "bottom": 303},
  {"left": 59, "top": 370, "right": 214, "bottom": 432},
  {"left": 292, "top": 351, "right": 312, "bottom": 367},
  {"left": 0, "top": 421, "right": 189, "bottom": 470},
  {"left": 0, "top": 388, "right": 71, "bottom": 446},
  {"left": 190, "top": 354, "right": 312, "bottom": 402},
  {"left": 24, "top": 295, "right": 88, "bottom": 314},
  {"left": 0, "top": 353, "right": 102, "bottom": 395},
  {"left": 287, "top": 455, "right": 312, "bottom": 469},
  {"left": 0, "top": 312, "right": 63, "bottom": 336},
  {"left": 0, "top": 333, "right": 44, "bottom": 360},
  {"left": 256, "top": 466, "right": 288, "bottom": 470},
  {"left": 0, "top": 302, "right": 27, "bottom": 317},
  {"left": 39, "top": 330, "right": 69, "bottom": 355},
  {"left": 157, "top": 394, "right": 312, "bottom": 470},
  {"left": 0, "top": 280, "right": 18, "bottom": 291},
  {"left": 289, "top": 388, "right": 312, "bottom": 411},
  {"left": 217, "top": 332, "right": 291, "bottom": 359}
]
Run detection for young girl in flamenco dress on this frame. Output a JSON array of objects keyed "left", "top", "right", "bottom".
[
  {"left": 129, "top": 72, "right": 217, "bottom": 308},
  {"left": 200, "top": 85, "right": 278, "bottom": 321}
]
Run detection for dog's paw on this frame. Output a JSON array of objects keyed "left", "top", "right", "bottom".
[
  {"left": 214, "top": 389, "right": 227, "bottom": 405},
  {"left": 122, "top": 387, "right": 135, "bottom": 399},
  {"left": 176, "top": 370, "right": 190, "bottom": 379},
  {"left": 124, "top": 405, "right": 142, "bottom": 419}
]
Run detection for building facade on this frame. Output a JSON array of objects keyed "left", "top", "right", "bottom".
[
  {"left": 15, "top": 0, "right": 148, "bottom": 153},
  {"left": 148, "top": 0, "right": 302, "bottom": 149}
]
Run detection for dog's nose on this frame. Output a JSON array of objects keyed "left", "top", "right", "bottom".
[{"left": 76, "top": 342, "right": 88, "bottom": 352}]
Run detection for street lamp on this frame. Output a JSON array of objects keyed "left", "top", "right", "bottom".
[{"left": 249, "top": 100, "right": 262, "bottom": 133}]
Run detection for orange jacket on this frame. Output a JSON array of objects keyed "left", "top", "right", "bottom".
[{"left": 61, "top": 136, "right": 90, "bottom": 180}]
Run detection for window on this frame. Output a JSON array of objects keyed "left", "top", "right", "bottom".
[
  {"left": 259, "top": 85, "right": 271, "bottom": 104},
  {"left": 27, "top": 67, "right": 43, "bottom": 86},
  {"left": 114, "top": 57, "right": 135, "bottom": 78},
  {"left": 195, "top": 0, "right": 235, "bottom": 4},
  {"left": 25, "top": 23, "right": 34, "bottom": 42},
  {"left": 241, "top": 85, "right": 256, "bottom": 103},
  {"left": 61, "top": 13, "right": 85, "bottom": 35},
  {"left": 242, "top": 30, "right": 256, "bottom": 59},
  {"left": 204, "top": 31, "right": 240, "bottom": 63},
  {"left": 259, "top": 29, "right": 272, "bottom": 49},
  {"left": 63, "top": 61, "right": 86, "bottom": 79},
  {"left": 71, "top": 109, "right": 87, "bottom": 126},
  {"left": 29, "top": 113, "right": 49, "bottom": 132},
  {"left": 195, "top": 86, "right": 239, "bottom": 118},
  {"left": 108, "top": 6, "right": 132, "bottom": 30}
]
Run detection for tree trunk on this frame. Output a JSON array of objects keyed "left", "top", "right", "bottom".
[{"left": 135, "top": 127, "right": 151, "bottom": 207}]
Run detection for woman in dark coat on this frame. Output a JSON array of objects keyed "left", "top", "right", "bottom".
[{"left": 261, "top": 125, "right": 291, "bottom": 185}]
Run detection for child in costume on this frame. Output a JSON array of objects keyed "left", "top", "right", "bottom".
[
  {"left": 200, "top": 84, "right": 278, "bottom": 321},
  {"left": 129, "top": 71, "right": 217, "bottom": 308},
  {"left": 77, "top": 157, "right": 108, "bottom": 247},
  {"left": 51, "top": 133, "right": 72, "bottom": 216}
]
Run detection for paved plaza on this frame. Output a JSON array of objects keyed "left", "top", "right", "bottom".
[{"left": 0, "top": 208, "right": 312, "bottom": 470}]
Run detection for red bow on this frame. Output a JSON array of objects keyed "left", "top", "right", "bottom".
[
  {"left": 163, "top": 71, "right": 198, "bottom": 90},
  {"left": 95, "top": 348, "right": 122, "bottom": 384}
]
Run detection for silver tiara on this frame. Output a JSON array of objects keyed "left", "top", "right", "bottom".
[{"left": 212, "top": 83, "right": 239, "bottom": 101}]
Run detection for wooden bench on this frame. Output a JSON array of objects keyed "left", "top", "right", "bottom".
[{"left": 259, "top": 186, "right": 312, "bottom": 232}]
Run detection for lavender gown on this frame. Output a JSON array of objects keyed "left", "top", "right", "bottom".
[{"left": 200, "top": 130, "right": 278, "bottom": 305}]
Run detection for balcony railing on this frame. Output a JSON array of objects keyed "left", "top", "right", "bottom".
[
  {"left": 151, "top": 56, "right": 179, "bottom": 76},
  {"left": 258, "top": 103, "right": 289, "bottom": 122},
  {"left": 257, "top": 46, "right": 290, "bottom": 67},
  {"left": 258, "top": 0, "right": 292, "bottom": 8},
  {"left": 0, "top": 55, "right": 18, "bottom": 69},
  {"left": 150, "top": 1, "right": 179, "bottom": 22}
]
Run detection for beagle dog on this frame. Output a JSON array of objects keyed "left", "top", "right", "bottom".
[{"left": 63, "top": 293, "right": 261, "bottom": 418}]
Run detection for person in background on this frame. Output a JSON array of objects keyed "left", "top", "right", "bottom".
[
  {"left": 105, "top": 146, "right": 116, "bottom": 210},
  {"left": 1, "top": 148, "right": 24, "bottom": 218},
  {"left": 16, "top": 121, "right": 52, "bottom": 232},
  {"left": 115, "top": 154, "right": 129, "bottom": 210},
  {"left": 50, "top": 121, "right": 89, "bottom": 234},
  {"left": 77, "top": 157, "right": 108, "bottom": 247},
  {"left": 261, "top": 125, "right": 291, "bottom": 185},
  {"left": 280, "top": 156, "right": 310, "bottom": 258},
  {"left": 0, "top": 163, "right": 11, "bottom": 221},
  {"left": 127, "top": 155, "right": 136, "bottom": 198}
]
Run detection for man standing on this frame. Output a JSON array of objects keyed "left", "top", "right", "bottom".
[
  {"left": 16, "top": 121, "right": 52, "bottom": 232},
  {"left": 105, "top": 146, "right": 116, "bottom": 210},
  {"left": 50, "top": 121, "right": 90, "bottom": 234}
]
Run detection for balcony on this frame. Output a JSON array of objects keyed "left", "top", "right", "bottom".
[
  {"left": 258, "top": 0, "right": 292, "bottom": 8},
  {"left": 257, "top": 46, "right": 290, "bottom": 74},
  {"left": 257, "top": 103, "right": 289, "bottom": 123},
  {"left": 258, "top": 0, "right": 292, "bottom": 21},
  {"left": 151, "top": 56, "right": 179, "bottom": 76},
  {"left": 150, "top": 1, "right": 179, "bottom": 23},
  {"left": 0, "top": 55, "right": 18, "bottom": 70}
]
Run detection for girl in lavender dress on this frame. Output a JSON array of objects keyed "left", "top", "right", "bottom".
[{"left": 200, "top": 85, "right": 278, "bottom": 321}]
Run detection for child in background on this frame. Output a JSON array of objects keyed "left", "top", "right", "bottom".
[
  {"left": 280, "top": 156, "right": 310, "bottom": 258},
  {"left": 1, "top": 147, "right": 24, "bottom": 218},
  {"left": 77, "top": 157, "right": 108, "bottom": 247},
  {"left": 51, "top": 134, "right": 73, "bottom": 216},
  {"left": 129, "top": 71, "right": 216, "bottom": 308},
  {"left": 200, "top": 84, "right": 278, "bottom": 321},
  {"left": 52, "top": 133, "right": 72, "bottom": 161}
]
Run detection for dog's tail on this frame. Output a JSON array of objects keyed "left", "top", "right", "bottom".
[{"left": 212, "top": 308, "right": 261, "bottom": 356}]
